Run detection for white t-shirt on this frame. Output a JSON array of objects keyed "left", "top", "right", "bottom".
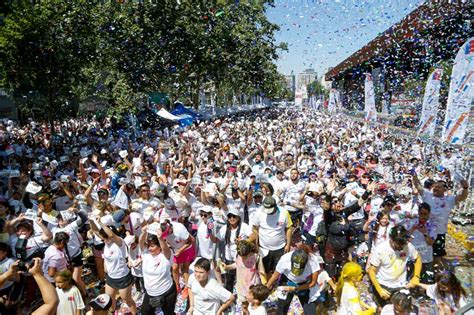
[
  {"left": 421, "top": 191, "right": 455, "bottom": 234},
  {"left": 380, "top": 304, "right": 417, "bottom": 315},
  {"left": 309, "top": 270, "right": 332, "bottom": 303},
  {"left": 280, "top": 180, "right": 305, "bottom": 212},
  {"left": 426, "top": 283, "right": 467, "bottom": 312},
  {"left": 42, "top": 245, "right": 69, "bottom": 283},
  {"left": 0, "top": 257, "right": 15, "bottom": 289},
  {"left": 369, "top": 240, "right": 418, "bottom": 288},
  {"left": 188, "top": 275, "right": 232, "bottom": 315},
  {"left": 55, "top": 285, "right": 85, "bottom": 315},
  {"left": 275, "top": 252, "right": 320, "bottom": 284},
  {"left": 52, "top": 222, "right": 82, "bottom": 258},
  {"left": 103, "top": 241, "right": 130, "bottom": 279},
  {"left": 197, "top": 219, "right": 217, "bottom": 260},
  {"left": 249, "top": 304, "right": 267, "bottom": 315},
  {"left": 142, "top": 251, "right": 173, "bottom": 297},
  {"left": 337, "top": 283, "right": 362, "bottom": 315},
  {"left": 165, "top": 222, "right": 190, "bottom": 252},
  {"left": 218, "top": 223, "right": 252, "bottom": 261},
  {"left": 253, "top": 208, "right": 290, "bottom": 251},
  {"left": 406, "top": 219, "right": 437, "bottom": 263}
]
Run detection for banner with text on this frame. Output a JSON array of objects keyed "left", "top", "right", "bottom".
[
  {"left": 418, "top": 68, "right": 443, "bottom": 137},
  {"left": 364, "top": 73, "right": 377, "bottom": 122},
  {"left": 442, "top": 37, "right": 474, "bottom": 144}
]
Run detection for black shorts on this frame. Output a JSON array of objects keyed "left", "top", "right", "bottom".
[
  {"left": 371, "top": 283, "right": 402, "bottom": 307},
  {"left": 262, "top": 247, "right": 285, "bottom": 274},
  {"left": 71, "top": 252, "right": 83, "bottom": 268},
  {"left": 106, "top": 271, "right": 133, "bottom": 290},
  {"left": 433, "top": 234, "right": 446, "bottom": 257}
]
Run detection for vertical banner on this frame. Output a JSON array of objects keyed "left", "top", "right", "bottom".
[
  {"left": 364, "top": 73, "right": 377, "bottom": 122},
  {"left": 442, "top": 37, "right": 474, "bottom": 144},
  {"left": 328, "top": 88, "right": 337, "bottom": 113},
  {"left": 295, "top": 89, "right": 303, "bottom": 107},
  {"left": 418, "top": 68, "right": 443, "bottom": 137}
]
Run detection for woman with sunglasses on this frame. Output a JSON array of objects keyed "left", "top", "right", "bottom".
[
  {"left": 322, "top": 182, "right": 376, "bottom": 280},
  {"left": 217, "top": 208, "right": 253, "bottom": 292}
]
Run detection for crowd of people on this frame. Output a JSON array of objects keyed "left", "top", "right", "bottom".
[{"left": 0, "top": 107, "right": 471, "bottom": 315}]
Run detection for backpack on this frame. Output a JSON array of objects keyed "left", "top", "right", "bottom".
[{"left": 315, "top": 220, "right": 328, "bottom": 254}]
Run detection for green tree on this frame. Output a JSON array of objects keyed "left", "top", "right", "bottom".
[{"left": 0, "top": 1, "right": 98, "bottom": 125}]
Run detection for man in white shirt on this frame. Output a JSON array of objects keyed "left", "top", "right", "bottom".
[
  {"left": 368, "top": 225, "right": 422, "bottom": 307},
  {"left": 413, "top": 174, "right": 468, "bottom": 260},
  {"left": 188, "top": 258, "right": 235, "bottom": 315},
  {"left": 249, "top": 196, "right": 292, "bottom": 280},
  {"left": 277, "top": 168, "right": 305, "bottom": 226}
]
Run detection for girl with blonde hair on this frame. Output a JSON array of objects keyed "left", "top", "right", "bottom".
[{"left": 336, "top": 262, "right": 375, "bottom": 315}]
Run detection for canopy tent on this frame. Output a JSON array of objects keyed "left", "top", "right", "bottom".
[{"left": 171, "top": 102, "right": 200, "bottom": 126}]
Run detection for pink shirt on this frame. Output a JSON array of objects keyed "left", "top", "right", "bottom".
[
  {"left": 42, "top": 245, "right": 68, "bottom": 282},
  {"left": 235, "top": 253, "right": 260, "bottom": 299}
]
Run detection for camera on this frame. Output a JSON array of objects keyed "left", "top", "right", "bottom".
[{"left": 15, "top": 235, "right": 29, "bottom": 271}]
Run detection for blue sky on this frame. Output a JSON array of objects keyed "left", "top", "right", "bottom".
[{"left": 266, "top": 0, "right": 426, "bottom": 77}]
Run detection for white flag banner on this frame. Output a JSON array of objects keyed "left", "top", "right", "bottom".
[
  {"left": 328, "top": 88, "right": 339, "bottom": 113},
  {"left": 418, "top": 69, "right": 443, "bottom": 137},
  {"left": 442, "top": 38, "right": 474, "bottom": 144},
  {"left": 295, "top": 89, "right": 303, "bottom": 107},
  {"left": 364, "top": 73, "right": 377, "bottom": 122},
  {"left": 301, "top": 85, "right": 308, "bottom": 100}
]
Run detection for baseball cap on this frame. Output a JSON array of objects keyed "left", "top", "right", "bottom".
[
  {"left": 253, "top": 190, "right": 264, "bottom": 197},
  {"left": 200, "top": 205, "right": 213, "bottom": 213},
  {"left": 227, "top": 207, "right": 240, "bottom": 217},
  {"left": 112, "top": 210, "right": 126, "bottom": 227},
  {"left": 291, "top": 249, "right": 309, "bottom": 276},
  {"left": 89, "top": 294, "right": 112, "bottom": 311},
  {"left": 262, "top": 196, "right": 277, "bottom": 214}
]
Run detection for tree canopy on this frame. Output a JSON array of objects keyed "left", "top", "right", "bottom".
[{"left": 0, "top": 0, "right": 287, "bottom": 122}]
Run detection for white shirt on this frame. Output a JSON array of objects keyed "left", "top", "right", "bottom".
[
  {"left": 165, "top": 222, "right": 190, "bottom": 252},
  {"left": 197, "top": 219, "right": 217, "bottom": 260},
  {"left": 406, "top": 218, "right": 437, "bottom": 263},
  {"left": 56, "top": 285, "right": 85, "bottom": 315},
  {"left": 253, "top": 208, "right": 290, "bottom": 251},
  {"left": 280, "top": 180, "right": 305, "bottom": 212},
  {"left": 103, "top": 241, "right": 130, "bottom": 279},
  {"left": 0, "top": 257, "right": 14, "bottom": 289},
  {"left": 52, "top": 222, "right": 82, "bottom": 258},
  {"left": 422, "top": 191, "right": 455, "bottom": 234},
  {"left": 337, "top": 283, "right": 362, "bottom": 315},
  {"left": 130, "top": 197, "right": 162, "bottom": 219},
  {"left": 218, "top": 223, "right": 252, "bottom": 261},
  {"left": 275, "top": 252, "right": 320, "bottom": 284},
  {"left": 142, "top": 251, "right": 173, "bottom": 297},
  {"left": 249, "top": 305, "right": 267, "bottom": 315},
  {"left": 369, "top": 240, "right": 418, "bottom": 288},
  {"left": 42, "top": 245, "right": 69, "bottom": 282},
  {"left": 188, "top": 275, "right": 232, "bottom": 315},
  {"left": 426, "top": 283, "right": 467, "bottom": 312},
  {"left": 309, "top": 270, "right": 332, "bottom": 303}
]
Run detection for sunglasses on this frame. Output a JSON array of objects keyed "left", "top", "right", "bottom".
[
  {"left": 331, "top": 199, "right": 342, "bottom": 204},
  {"left": 227, "top": 214, "right": 239, "bottom": 219},
  {"left": 200, "top": 213, "right": 209, "bottom": 217}
]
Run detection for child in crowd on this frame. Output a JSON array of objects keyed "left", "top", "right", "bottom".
[
  {"left": 54, "top": 270, "right": 85, "bottom": 315},
  {"left": 309, "top": 255, "right": 337, "bottom": 314},
  {"left": 417, "top": 271, "right": 467, "bottom": 314},
  {"left": 406, "top": 202, "right": 436, "bottom": 284},
  {"left": 380, "top": 290, "right": 418, "bottom": 315},
  {"left": 223, "top": 240, "right": 262, "bottom": 314},
  {"left": 247, "top": 284, "right": 271, "bottom": 315},
  {"left": 336, "top": 262, "right": 375, "bottom": 315},
  {"left": 125, "top": 235, "right": 144, "bottom": 300}
]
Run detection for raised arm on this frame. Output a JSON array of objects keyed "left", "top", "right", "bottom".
[
  {"left": 455, "top": 179, "right": 469, "bottom": 205},
  {"left": 30, "top": 258, "right": 59, "bottom": 315}
]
